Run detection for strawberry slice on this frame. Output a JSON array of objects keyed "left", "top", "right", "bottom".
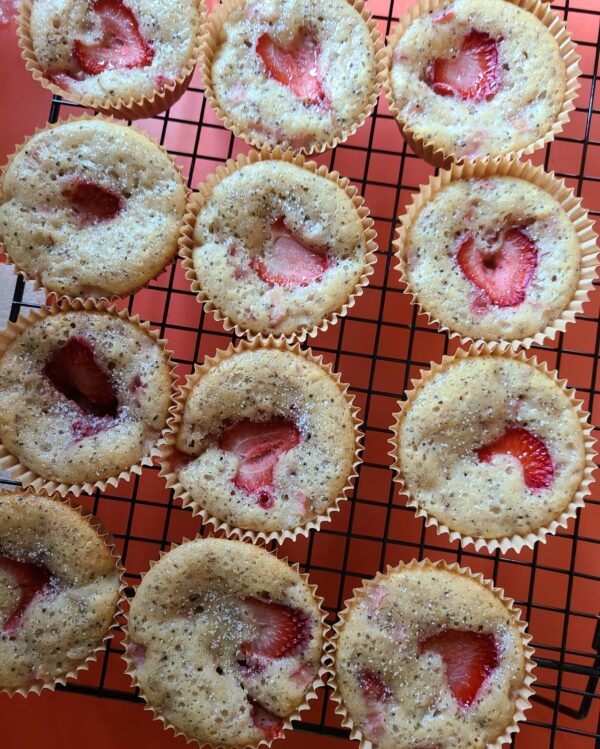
[
  {"left": 456, "top": 228, "right": 538, "bottom": 307},
  {"left": 0, "top": 556, "right": 54, "bottom": 634},
  {"left": 44, "top": 336, "right": 119, "bottom": 418},
  {"left": 249, "top": 699, "right": 285, "bottom": 741},
  {"left": 478, "top": 426, "right": 554, "bottom": 490},
  {"left": 239, "top": 597, "right": 311, "bottom": 662},
  {"left": 420, "top": 630, "right": 499, "bottom": 707},
  {"left": 252, "top": 219, "right": 329, "bottom": 288},
  {"left": 218, "top": 418, "right": 300, "bottom": 495},
  {"left": 256, "top": 32, "right": 327, "bottom": 106},
  {"left": 62, "top": 179, "right": 123, "bottom": 225},
  {"left": 72, "top": 0, "right": 154, "bottom": 75},
  {"left": 359, "top": 668, "right": 393, "bottom": 703},
  {"left": 426, "top": 30, "right": 502, "bottom": 102}
]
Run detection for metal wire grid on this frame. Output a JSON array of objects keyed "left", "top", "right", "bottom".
[{"left": 3, "top": 0, "right": 600, "bottom": 745}]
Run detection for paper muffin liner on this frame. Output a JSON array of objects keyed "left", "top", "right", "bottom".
[
  {"left": 0, "top": 487, "right": 127, "bottom": 698},
  {"left": 389, "top": 343, "right": 596, "bottom": 554},
  {"left": 393, "top": 157, "right": 599, "bottom": 349},
  {"left": 121, "top": 536, "right": 330, "bottom": 748},
  {"left": 17, "top": 0, "right": 205, "bottom": 120},
  {"left": 158, "top": 336, "right": 363, "bottom": 545},
  {"left": 0, "top": 297, "right": 177, "bottom": 498},
  {"left": 383, "top": 0, "right": 581, "bottom": 169},
  {"left": 199, "top": 0, "right": 386, "bottom": 155},
  {"left": 326, "top": 557, "right": 536, "bottom": 749},
  {"left": 0, "top": 113, "right": 189, "bottom": 302},
  {"left": 179, "top": 146, "right": 378, "bottom": 343}
]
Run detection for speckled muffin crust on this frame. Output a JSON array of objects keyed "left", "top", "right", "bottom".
[
  {"left": 388, "top": 0, "right": 568, "bottom": 160},
  {"left": 0, "top": 308, "right": 172, "bottom": 488},
  {"left": 29, "top": 0, "right": 201, "bottom": 106},
  {"left": 126, "top": 538, "right": 323, "bottom": 747},
  {"left": 0, "top": 491, "right": 121, "bottom": 692},
  {"left": 334, "top": 563, "right": 528, "bottom": 749},
  {"left": 395, "top": 354, "right": 586, "bottom": 541},
  {"left": 191, "top": 159, "right": 371, "bottom": 338},
  {"left": 171, "top": 347, "right": 357, "bottom": 534},
  {"left": 401, "top": 176, "right": 582, "bottom": 341},
  {"left": 0, "top": 118, "right": 186, "bottom": 298},
  {"left": 208, "top": 0, "right": 380, "bottom": 151}
]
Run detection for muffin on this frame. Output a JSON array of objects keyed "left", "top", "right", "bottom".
[
  {"left": 395, "top": 159, "right": 598, "bottom": 345},
  {"left": 391, "top": 346, "right": 594, "bottom": 553},
  {"left": 201, "top": 0, "right": 385, "bottom": 152},
  {"left": 125, "top": 537, "right": 325, "bottom": 747},
  {"left": 331, "top": 559, "right": 534, "bottom": 749},
  {"left": 0, "top": 117, "right": 187, "bottom": 299},
  {"left": 0, "top": 490, "right": 122, "bottom": 694},
  {"left": 0, "top": 300, "right": 173, "bottom": 496},
  {"left": 19, "top": 0, "right": 204, "bottom": 118},
  {"left": 385, "top": 0, "right": 580, "bottom": 165},
  {"left": 160, "top": 340, "right": 360, "bottom": 542},
  {"left": 180, "top": 149, "right": 377, "bottom": 341}
]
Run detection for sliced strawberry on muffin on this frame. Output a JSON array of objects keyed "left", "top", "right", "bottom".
[
  {"left": 72, "top": 0, "right": 154, "bottom": 74},
  {"left": 426, "top": 30, "right": 502, "bottom": 102},
  {"left": 219, "top": 418, "right": 301, "bottom": 507},
  {"left": 61, "top": 179, "right": 123, "bottom": 225},
  {"left": 44, "top": 336, "right": 119, "bottom": 418},
  {"left": 251, "top": 219, "right": 330, "bottom": 288},
  {"left": 358, "top": 668, "right": 393, "bottom": 703},
  {"left": 456, "top": 228, "right": 538, "bottom": 308},
  {"left": 420, "top": 629, "right": 499, "bottom": 707},
  {"left": 0, "top": 556, "right": 55, "bottom": 634},
  {"left": 256, "top": 32, "right": 327, "bottom": 107},
  {"left": 240, "top": 597, "right": 311, "bottom": 661},
  {"left": 478, "top": 426, "right": 554, "bottom": 490}
]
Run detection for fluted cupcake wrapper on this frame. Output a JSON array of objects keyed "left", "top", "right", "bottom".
[
  {"left": 326, "top": 557, "right": 537, "bottom": 749},
  {"left": 158, "top": 336, "right": 363, "bottom": 545},
  {"left": 17, "top": 0, "right": 205, "bottom": 120},
  {"left": 0, "top": 114, "right": 189, "bottom": 302},
  {"left": 199, "top": 0, "right": 386, "bottom": 155},
  {"left": 178, "top": 145, "right": 378, "bottom": 343},
  {"left": 0, "top": 488, "right": 127, "bottom": 698},
  {"left": 393, "top": 156, "right": 599, "bottom": 349},
  {"left": 388, "top": 343, "right": 596, "bottom": 554},
  {"left": 383, "top": 0, "right": 581, "bottom": 169},
  {"left": 0, "top": 297, "right": 177, "bottom": 498},
  {"left": 121, "top": 536, "right": 330, "bottom": 748}
]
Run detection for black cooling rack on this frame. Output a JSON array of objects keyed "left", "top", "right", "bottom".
[{"left": 3, "top": 0, "right": 600, "bottom": 746}]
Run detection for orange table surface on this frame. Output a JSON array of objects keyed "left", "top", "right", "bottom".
[{"left": 1, "top": 1, "right": 600, "bottom": 748}]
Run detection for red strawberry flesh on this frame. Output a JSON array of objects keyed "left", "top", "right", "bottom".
[
  {"left": 240, "top": 597, "right": 311, "bottom": 660},
  {"left": 426, "top": 30, "right": 502, "bottom": 102},
  {"left": 456, "top": 228, "right": 538, "bottom": 308},
  {"left": 256, "top": 32, "right": 327, "bottom": 106},
  {"left": 249, "top": 699, "right": 285, "bottom": 741},
  {"left": 478, "top": 426, "right": 554, "bottom": 490},
  {"left": 219, "top": 418, "right": 300, "bottom": 495},
  {"left": 44, "top": 336, "right": 119, "bottom": 418},
  {"left": 252, "top": 219, "right": 329, "bottom": 288},
  {"left": 420, "top": 629, "right": 499, "bottom": 707},
  {"left": 62, "top": 179, "right": 123, "bottom": 225},
  {"left": 359, "top": 668, "right": 393, "bottom": 703},
  {"left": 0, "top": 556, "right": 54, "bottom": 634},
  {"left": 71, "top": 416, "right": 114, "bottom": 441},
  {"left": 72, "top": 0, "right": 154, "bottom": 75}
]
